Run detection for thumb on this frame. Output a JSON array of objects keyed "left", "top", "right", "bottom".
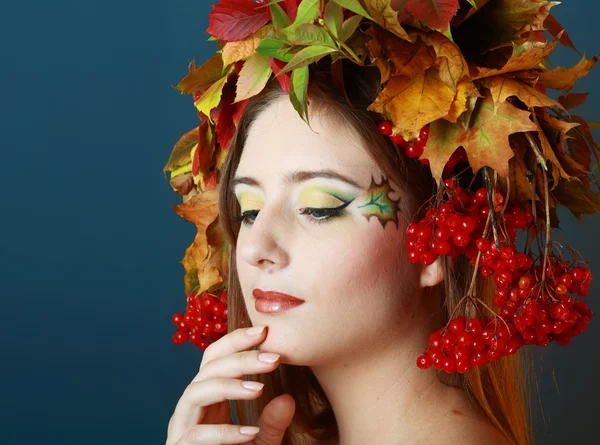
[{"left": 252, "top": 394, "right": 296, "bottom": 445}]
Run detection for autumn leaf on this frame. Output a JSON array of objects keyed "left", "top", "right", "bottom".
[
  {"left": 544, "top": 13, "right": 579, "bottom": 53},
  {"left": 537, "top": 54, "right": 600, "bottom": 92},
  {"left": 174, "top": 188, "right": 225, "bottom": 295},
  {"left": 421, "top": 118, "right": 466, "bottom": 183},
  {"left": 339, "top": 14, "right": 364, "bottom": 42},
  {"left": 255, "top": 36, "right": 295, "bottom": 62},
  {"left": 508, "top": 133, "right": 535, "bottom": 204},
  {"left": 446, "top": 78, "right": 480, "bottom": 122},
  {"left": 558, "top": 93, "right": 589, "bottom": 110},
  {"left": 194, "top": 65, "right": 235, "bottom": 119},
  {"left": 538, "top": 113, "right": 585, "bottom": 177},
  {"left": 234, "top": 53, "right": 273, "bottom": 103},
  {"left": 207, "top": 0, "right": 270, "bottom": 41},
  {"left": 418, "top": 31, "right": 469, "bottom": 90},
  {"left": 269, "top": 57, "right": 291, "bottom": 93},
  {"left": 164, "top": 126, "right": 198, "bottom": 180},
  {"left": 366, "top": 27, "right": 436, "bottom": 84},
  {"left": 553, "top": 176, "right": 600, "bottom": 221},
  {"left": 363, "top": 0, "right": 412, "bottom": 41},
  {"left": 368, "top": 67, "right": 456, "bottom": 140},
  {"left": 191, "top": 121, "right": 216, "bottom": 178},
  {"left": 221, "top": 25, "right": 273, "bottom": 65},
  {"left": 460, "top": 92, "right": 539, "bottom": 178},
  {"left": 479, "top": 76, "right": 564, "bottom": 112},
  {"left": 405, "top": 0, "right": 460, "bottom": 32},
  {"left": 290, "top": 0, "right": 320, "bottom": 27},
  {"left": 269, "top": 1, "right": 292, "bottom": 28},
  {"left": 175, "top": 55, "right": 224, "bottom": 94},
  {"left": 472, "top": 38, "right": 559, "bottom": 79}
]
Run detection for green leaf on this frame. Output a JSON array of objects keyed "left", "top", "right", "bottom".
[
  {"left": 255, "top": 37, "right": 294, "bottom": 62},
  {"left": 332, "top": 0, "right": 374, "bottom": 20},
  {"left": 289, "top": 66, "right": 310, "bottom": 124},
  {"left": 269, "top": 2, "right": 292, "bottom": 28},
  {"left": 339, "top": 14, "right": 363, "bottom": 42},
  {"left": 233, "top": 53, "right": 273, "bottom": 104},
  {"left": 278, "top": 23, "right": 336, "bottom": 48},
  {"left": 276, "top": 45, "right": 339, "bottom": 75},
  {"left": 293, "top": 0, "right": 320, "bottom": 26},
  {"left": 324, "top": 1, "right": 344, "bottom": 38}
]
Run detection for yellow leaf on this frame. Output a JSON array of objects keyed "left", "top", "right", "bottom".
[
  {"left": 479, "top": 76, "right": 565, "bottom": 112},
  {"left": 460, "top": 92, "right": 539, "bottom": 178},
  {"left": 446, "top": 78, "right": 481, "bottom": 122},
  {"left": 222, "top": 25, "right": 273, "bottom": 65},
  {"left": 473, "top": 39, "right": 558, "bottom": 80},
  {"left": 421, "top": 119, "right": 467, "bottom": 184},
  {"left": 417, "top": 31, "right": 469, "bottom": 90},
  {"left": 537, "top": 54, "right": 600, "bottom": 92},
  {"left": 363, "top": 0, "right": 413, "bottom": 42},
  {"left": 368, "top": 67, "right": 455, "bottom": 140}
]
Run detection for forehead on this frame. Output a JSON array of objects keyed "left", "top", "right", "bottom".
[{"left": 234, "top": 97, "right": 381, "bottom": 189}]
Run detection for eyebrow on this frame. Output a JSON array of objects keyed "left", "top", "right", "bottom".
[{"left": 231, "top": 169, "right": 364, "bottom": 192}]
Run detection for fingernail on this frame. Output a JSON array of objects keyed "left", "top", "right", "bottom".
[
  {"left": 241, "top": 381, "right": 264, "bottom": 391},
  {"left": 246, "top": 326, "right": 266, "bottom": 336},
  {"left": 258, "top": 352, "right": 280, "bottom": 363},
  {"left": 240, "top": 426, "right": 260, "bottom": 436}
]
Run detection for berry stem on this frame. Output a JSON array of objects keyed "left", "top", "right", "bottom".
[
  {"left": 524, "top": 131, "right": 548, "bottom": 172},
  {"left": 483, "top": 167, "right": 501, "bottom": 250}
]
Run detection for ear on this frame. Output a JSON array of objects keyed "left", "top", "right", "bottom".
[{"left": 420, "top": 256, "right": 444, "bottom": 288}]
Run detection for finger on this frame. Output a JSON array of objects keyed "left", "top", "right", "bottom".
[
  {"left": 193, "top": 350, "right": 281, "bottom": 383},
  {"left": 200, "top": 326, "right": 268, "bottom": 371},
  {"left": 252, "top": 394, "right": 296, "bottom": 445},
  {"left": 175, "top": 424, "right": 261, "bottom": 445},
  {"left": 168, "top": 379, "right": 265, "bottom": 440}
]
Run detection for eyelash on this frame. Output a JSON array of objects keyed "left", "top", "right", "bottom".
[{"left": 231, "top": 206, "right": 348, "bottom": 227}]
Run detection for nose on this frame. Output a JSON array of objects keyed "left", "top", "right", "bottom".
[{"left": 238, "top": 203, "right": 290, "bottom": 271}]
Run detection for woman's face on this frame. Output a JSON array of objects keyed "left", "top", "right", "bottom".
[{"left": 232, "top": 96, "right": 422, "bottom": 365}]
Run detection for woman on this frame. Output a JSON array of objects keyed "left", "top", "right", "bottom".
[
  {"left": 166, "top": 60, "right": 529, "bottom": 445},
  {"left": 164, "top": 1, "right": 597, "bottom": 444}
]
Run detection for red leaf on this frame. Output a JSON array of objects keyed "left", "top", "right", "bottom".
[
  {"left": 558, "top": 93, "right": 589, "bottom": 110},
  {"left": 544, "top": 14, "right": 579, "bottom": 53},
  {"left": 281, "top": 0, "right": 301, "bottom": 22},
  {"left": 269, "top": 56, "right": 291, "bottom": 93},
  {"left": 405, "top": 0, "right": 459, "bottom": 31},
  {"left": 207, "top": 0, "right": 270, "bottom": 41}
]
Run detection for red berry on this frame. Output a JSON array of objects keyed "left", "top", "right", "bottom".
[{"left": 378, "top": 121, "right": 392, "bottom": 136}]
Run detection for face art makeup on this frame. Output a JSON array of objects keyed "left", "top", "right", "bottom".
[{"left": 356, "top": 175, "right": 401, "bottom": 229}]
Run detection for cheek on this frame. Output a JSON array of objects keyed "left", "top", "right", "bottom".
[{"left": 307, "top": 219, "right": 417, "bottom": 313}]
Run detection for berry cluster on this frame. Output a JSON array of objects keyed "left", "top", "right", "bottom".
[
  {"left": 171, "top": 291, "right": 229, "bottom": 350},
  {"left": 377, "top": 121, "right": 469, "bottom": 175},
  {"left": 406, "top": 181, "right": 594, "bottom": 373}
]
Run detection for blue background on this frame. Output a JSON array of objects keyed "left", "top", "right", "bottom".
[{"left": 0, "top": 1, "right": 597, "bottom": 444}]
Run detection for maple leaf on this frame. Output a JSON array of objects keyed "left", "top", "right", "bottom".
[
  {"left": 174, "top": 188, "right": 228, "bottom": 296},
  {"left": 421, "top": 118, "right": 467, "bottom": 184},
  {"left": 405, "top": 0, "right": 460, "bottom": 32},
  {"left": 538, "top": 112, "right": 585, "bottom": 177},
  {"left": 368, "top": 67, "right": 456, "bottom": 141},
  {"left": 207, "top": 0, "right": 271, "bottom": 41},
  {"left": 362, "top": 0, "right": 412, "bottom": 41},
  {"left": 472, "top": 38, "right": 558, "bottom": 80},
  {"left": 446, "top": 78, "right": 480, "bottom": 122},
  {"left": 543, "top": 13, "right": 579, "bottom": 53},
  {"left": 366, "top": 27, "right": 436, "bottom": 84},
  {"left": 191, "top": 121, "right": 216, "bottom": 179},
  {"left": 537, "top": 54, "right": 600, "bottom": 92},
  {"left": 553, "top": 176, "right": 600, "bottom": 221},
  {"left": 479, "top": 76, "right": 564, "bottom": 113},
  {"left": 508, "top": 133, "right": 535, "bottom": 205},
  {"left": 418, "top": 31, "right": 469, "bottom": 91}
]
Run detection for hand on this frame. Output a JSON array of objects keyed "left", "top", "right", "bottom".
[{"left": 166, "top": 325, "right": 296, "bottom": 445}]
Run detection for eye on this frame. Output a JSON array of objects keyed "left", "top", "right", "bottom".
[{"left": 231, "top": 201, "right": 352, "bottom": 227}]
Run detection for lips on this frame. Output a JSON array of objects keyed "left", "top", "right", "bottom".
[
  {"left": 253, "top": 289, "right": 305, "bottom": 314},
  {"left": 252, "top": 289, "right": 304, "bottom": 302}
]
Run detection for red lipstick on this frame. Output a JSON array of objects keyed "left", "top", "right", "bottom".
[{"left": 253, "top": 289, "right": 305, "bottom": 314}]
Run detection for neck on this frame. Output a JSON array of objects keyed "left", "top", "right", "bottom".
[{"left": 308, "top": 295, "right": 468, "bottom": 445}]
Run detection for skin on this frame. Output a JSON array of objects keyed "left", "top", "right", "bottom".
[{"left": 229, "top": 96, "right": 509, "bottom": 445}]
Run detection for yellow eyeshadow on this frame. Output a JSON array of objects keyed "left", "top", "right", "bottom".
[
  {"left": 237, "top": 191, "right": 263, "bottom": 211},
  {"left": 297, "top": 185, "right": 350, "bottom": 208}
]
